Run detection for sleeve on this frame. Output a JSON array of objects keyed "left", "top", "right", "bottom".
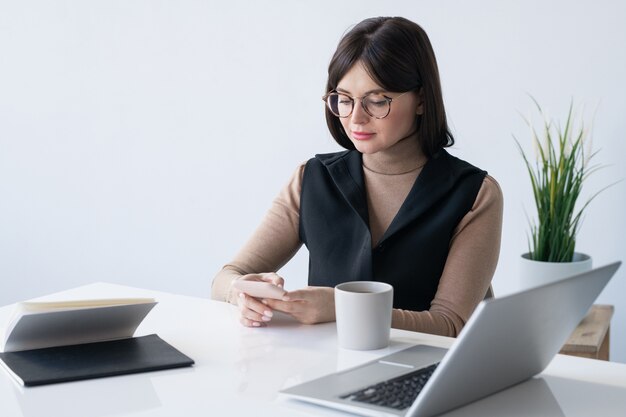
[
  {"left": 210, "top": 163, "right": 306, "bottom": 304},
  {"left": 391, "top": 175, "right": 504, "bottom": 337}
]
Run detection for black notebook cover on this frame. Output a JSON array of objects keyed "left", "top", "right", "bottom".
[{"left": 0, "top": 334, "right": 194, "bottom": 386}]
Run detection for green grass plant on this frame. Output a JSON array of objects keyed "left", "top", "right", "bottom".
[{"left": 515, "top": 99, "right": 606, "bottom": 262}]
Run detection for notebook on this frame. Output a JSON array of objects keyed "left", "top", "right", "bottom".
[
  {"left": 1, "top": 297, "right": 157, "bottom": 352},
  {"left": 0, "top": 334, "right": 194, "bottom": 386},
  {"left": 281, "top": 262, "right": 620, "bottom": 417}
]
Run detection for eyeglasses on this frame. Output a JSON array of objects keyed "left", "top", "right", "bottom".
[{"left": 322, "top": 90, "right": 413, "bottom": 119}]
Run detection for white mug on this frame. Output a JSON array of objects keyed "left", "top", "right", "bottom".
[{"left": 334, "top": 281, "right": 394, "bottom": 350}]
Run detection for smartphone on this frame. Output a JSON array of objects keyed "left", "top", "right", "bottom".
[{"left": 232, "top": 280, "right": 287, "bottom": 300}]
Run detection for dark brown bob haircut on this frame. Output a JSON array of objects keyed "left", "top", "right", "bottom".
[{"left": 325, "top": 17, "right": 454, "bottom": 158}]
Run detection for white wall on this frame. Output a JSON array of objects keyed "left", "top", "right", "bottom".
[{"left": 1, "top": 1, "right": 625, "bottom": 362}]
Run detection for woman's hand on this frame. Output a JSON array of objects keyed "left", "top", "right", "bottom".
[
  {"left": 265, "top": 286, "right": 335, "bottom": 325},
  {"left": 233, "top": 272, "right": 285, "bottom": 327}
]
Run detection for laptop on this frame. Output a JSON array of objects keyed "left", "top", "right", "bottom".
[{"left": 280, "top": 262, "right": 621, "bottom": 417}]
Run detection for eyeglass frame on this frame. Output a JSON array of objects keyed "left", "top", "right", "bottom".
[{"left": 322, "top": 89, "right": 415, "bottom": 120}]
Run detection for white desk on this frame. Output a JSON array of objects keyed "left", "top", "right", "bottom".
[{"left": 1, "top": 283, "right": 626, "bottom": 417}]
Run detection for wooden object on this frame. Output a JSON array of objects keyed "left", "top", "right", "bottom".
[{"left": 560, "top": 304, "right": 614, "bottom": 361}]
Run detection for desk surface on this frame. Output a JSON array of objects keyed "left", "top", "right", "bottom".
[{"left": 1, "top": 283, "right": 626, "bottom": 417}]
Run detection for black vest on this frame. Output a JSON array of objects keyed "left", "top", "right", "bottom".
[{"left": 299, "top": 149, "right": 486, "bottom": 311}]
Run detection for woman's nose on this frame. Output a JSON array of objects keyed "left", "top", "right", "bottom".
[{"left": 350, "top": 100, "right": 370, "bottom": 125}]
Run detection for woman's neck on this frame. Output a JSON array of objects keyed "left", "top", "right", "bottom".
[{"left": 362, "top": 138, "right": 427, "bottom": 175}]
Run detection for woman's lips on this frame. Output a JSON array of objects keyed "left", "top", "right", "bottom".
[{"left": 351, "top": 131, "right": 375, "bottom": 141}]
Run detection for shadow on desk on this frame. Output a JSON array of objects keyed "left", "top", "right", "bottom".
[{"left": 5, "top": 372, "right": 163, "bottom": 417}]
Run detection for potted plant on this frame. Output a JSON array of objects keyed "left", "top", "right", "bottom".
[{"left": 515, "top": 98, "right": 607, "bottom": 288}]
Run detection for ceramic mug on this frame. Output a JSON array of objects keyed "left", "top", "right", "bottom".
[{"left": 334, "top": 281, "right": 394, "bottom": 350}]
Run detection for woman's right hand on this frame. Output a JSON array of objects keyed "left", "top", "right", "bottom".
[{"left": 233, "top": 272, "right": 285, "bottom": 327}]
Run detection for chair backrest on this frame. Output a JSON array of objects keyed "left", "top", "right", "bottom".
[{"left": 484, "top": 285, "right": 494, "bottom": 299}]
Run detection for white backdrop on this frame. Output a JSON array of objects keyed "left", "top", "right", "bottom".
[{"left": 1, "top": 1, "right": 625, "bottom": 362}]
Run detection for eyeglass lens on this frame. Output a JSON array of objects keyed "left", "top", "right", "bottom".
[{"left": 326, "top": 93, "right": 391, "bottom": 119}]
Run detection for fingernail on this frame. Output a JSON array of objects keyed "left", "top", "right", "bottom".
[
  {"left": 262, "top": 315, "right": 271, "bottom": 322},
  {"left": 252, "top": 321, "right": 261, "bottom": 327},
  {"left": 261, "top": 299, "right": 268, "bottom": 305},
  {"left": 282, "top": 296, "right": 290, "bottom": 301},
  {"left": 239, "top": 293, "right": 245, "bottom": 298},
  {"left": 263, "top": 310, "right": 273, "bottom": 317}
]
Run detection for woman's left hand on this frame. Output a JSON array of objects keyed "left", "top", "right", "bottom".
[{"left": 265, "top": 286, "right": 335, "bottom": 325}]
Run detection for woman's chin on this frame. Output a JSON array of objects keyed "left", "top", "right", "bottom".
[{"left": 351, "top": 141, "right": 380, "bottom": 155}]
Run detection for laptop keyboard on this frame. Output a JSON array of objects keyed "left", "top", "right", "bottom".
[{"left": 339, "top": 363, "right": 439, "bottom": 410}]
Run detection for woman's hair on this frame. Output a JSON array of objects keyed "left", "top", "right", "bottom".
[{"left": 325, "top": 17, "right": 454, "bottom": 157}]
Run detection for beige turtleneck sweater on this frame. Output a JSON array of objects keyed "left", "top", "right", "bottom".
[{"left": 211, "top": 141, "right": 503, "bottom": 337}]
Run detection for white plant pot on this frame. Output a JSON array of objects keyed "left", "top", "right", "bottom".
[{"left": 519, "top": 252, "right": 593, "bottom": 290}]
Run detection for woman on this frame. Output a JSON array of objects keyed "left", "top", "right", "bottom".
[{"left": 211, "top": 16, "right": 503, "bottom": 337}]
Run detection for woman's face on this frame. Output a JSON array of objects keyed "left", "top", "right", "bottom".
[{"left": 336, "top": 62, "right": 424, "bottom": 155}]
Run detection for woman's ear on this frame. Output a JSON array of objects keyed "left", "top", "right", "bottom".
[{"left": 415, "top": 88, "right": 425, "bottom": 115}]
